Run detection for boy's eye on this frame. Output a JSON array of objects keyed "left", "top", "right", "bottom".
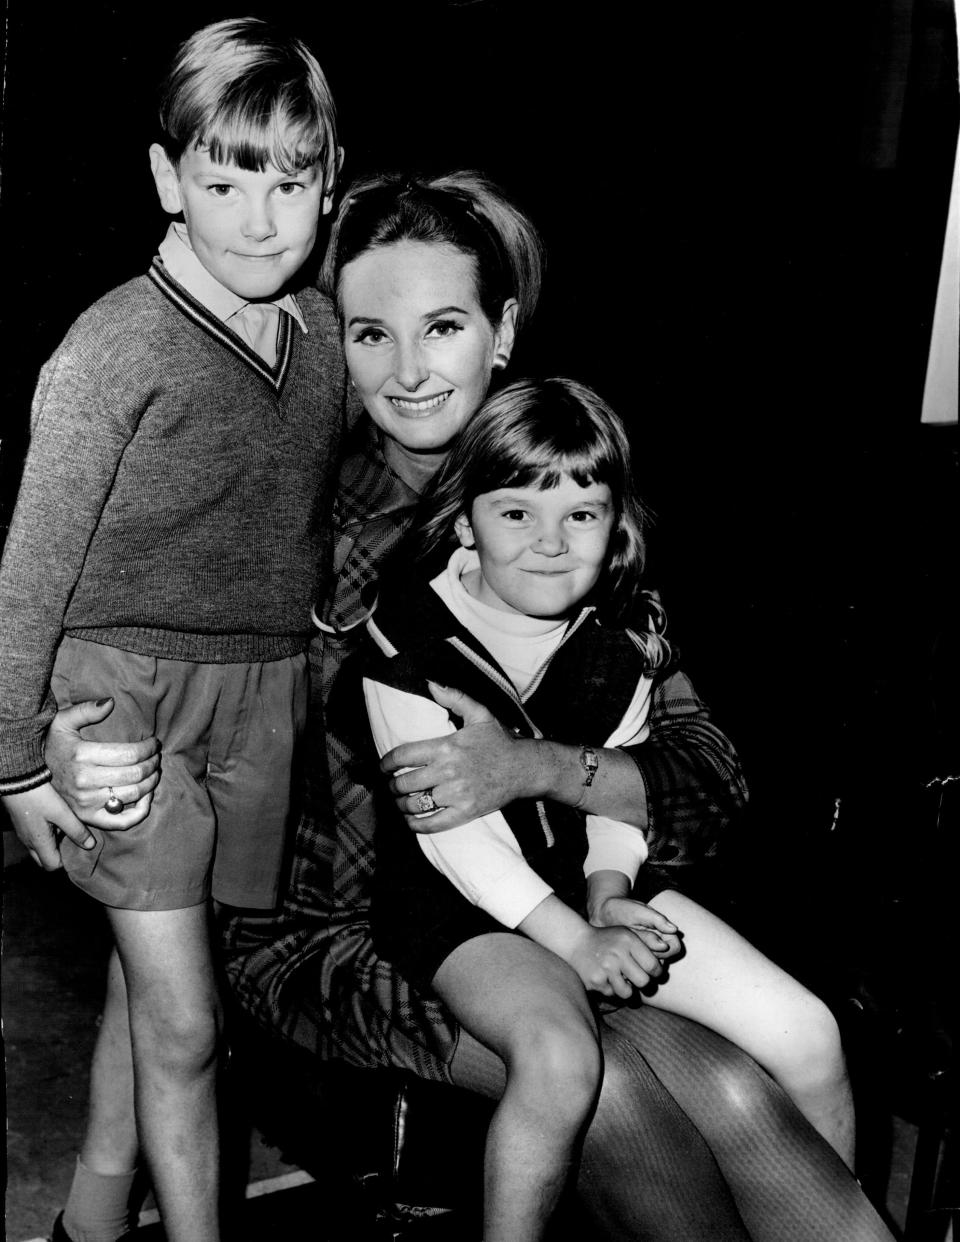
[
  {"left": 501, "top": 509, "right": 529, "bottom": 522},
  {"left": 425, "top": 319, "right": 464, "bottom": 339},
  {"left": 276, "top": 182, "right": 305, "bottom": 196},
  {"left": 206, "top": 183, "right": 235, "bottom": 197}
]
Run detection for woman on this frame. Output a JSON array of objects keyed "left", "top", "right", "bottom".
[{"left": 45, "top": 173, "right": 893, "bottom": 1241}]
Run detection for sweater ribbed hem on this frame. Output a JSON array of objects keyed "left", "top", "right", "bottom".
[
  {"left": 0, "top": 766, "right": 53, "bottom": 796},
  {"left": 67, "top": 627, "right": 311, "bottom": 664}
]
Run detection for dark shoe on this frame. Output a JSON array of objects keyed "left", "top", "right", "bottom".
[{"left": 50, "top": 1212, "right": 140, "bottom": 1242}]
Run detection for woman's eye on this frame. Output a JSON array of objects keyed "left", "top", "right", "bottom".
[
  {"left": 426, "top": 319, "right": 464, "bottom": 339},
  {"left": 353, "top": 327, "right": 388, "bottom": 345}
]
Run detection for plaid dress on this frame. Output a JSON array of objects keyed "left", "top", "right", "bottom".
[{"left": 222, "top": 418, "right": 748, "bottom": 1078}]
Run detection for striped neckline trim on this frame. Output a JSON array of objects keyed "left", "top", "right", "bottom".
[{"left": 148, "top": 259, "right": 294, "bottom": 393}]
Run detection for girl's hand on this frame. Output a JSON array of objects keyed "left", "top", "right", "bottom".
[
  {"left": 566, "top": 924, "right": 667, "bottom": 998},
  {"left": 590, "top": 896, "right": 683, "bottom": 961},
  {"left": 2, "top": 783, "right": 96, "bottom": 869},
  {"left": 45, "top": 698, "right": 160, "bottom": 830}
]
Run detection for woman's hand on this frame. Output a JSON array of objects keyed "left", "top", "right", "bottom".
[
  {"left": 2, "top": 783, "right": 96, "bottom": 869},
  {"left": 45, "top": 698, "right": 160, "bottom": 829},
  {"left": 380, "top": 683, "right": 543, "bottom": 833},
  {"left": 591, "top": 895, "right": 683, "bottom": 962}
]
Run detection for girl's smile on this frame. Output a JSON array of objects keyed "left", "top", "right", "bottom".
[{"left": 455, "top": 476, "right": 615, "bottom": 618}]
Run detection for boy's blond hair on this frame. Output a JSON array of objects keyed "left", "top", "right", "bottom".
[{"left": 158, "top": 17, "right": 339, "bottom": 187}]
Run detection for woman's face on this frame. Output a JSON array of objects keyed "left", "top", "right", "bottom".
[{"left": 340, "top": 240, "right": 516, "bottom": 457}]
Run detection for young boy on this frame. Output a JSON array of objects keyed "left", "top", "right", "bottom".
[{"left": 0, "top": 19, "right": 345, "bottom": 1242}]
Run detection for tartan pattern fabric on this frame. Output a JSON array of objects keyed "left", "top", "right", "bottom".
[{"left": 222, "top": 417, "right": 747, "bottom": 1077}]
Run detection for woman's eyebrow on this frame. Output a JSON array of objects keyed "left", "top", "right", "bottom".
[
  {"left": 346, "top": 314, "right": 386, "bottom": 328},
  {"left": 420, "top": 305, "right": 470, "bottom": 319}
]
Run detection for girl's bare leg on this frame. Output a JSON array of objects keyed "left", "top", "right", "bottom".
[
  {"left": 643, "top": 890, "right": 856, "bottom": 1166},
  {"left": 109, "top": 903, "right": 222, "bottom": 1242},
  {"left": 433, "top": 933, "right": 602, "bottom": 1242}
]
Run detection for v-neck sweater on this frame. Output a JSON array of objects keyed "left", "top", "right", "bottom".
[{"left": 0, "top": 265, "right": 347, "bottom": 784}]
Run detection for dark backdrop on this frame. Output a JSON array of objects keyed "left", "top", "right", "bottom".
[{"left": 2, "top": 2, "right": 957, "bottom": 1010}]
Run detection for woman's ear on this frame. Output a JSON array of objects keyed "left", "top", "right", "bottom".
[
  {"left": 492, "top": 298, "right": 519, "bottom": 370},
  {"left": 149, "top": 144, "right": 183, "bottom": 216},
  {"left": 454, "top": 512, "right": 475, "bottom": 549}
]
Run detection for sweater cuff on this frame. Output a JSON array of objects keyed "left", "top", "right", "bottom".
[{"left": 0, "top": 766, "right": 53, "bottom": 797}]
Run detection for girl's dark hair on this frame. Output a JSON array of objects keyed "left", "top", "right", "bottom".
[
  {"left": 319, "top": 170, "right": 543, "bottom": 331},
  {"left": 414, "top": 377, "right": 664, "bottom": 646}
]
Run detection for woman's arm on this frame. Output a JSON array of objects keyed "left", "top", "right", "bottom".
[
  {"left": 363, "top": 676, "right": 553, "bottom": 929},
  {"left": 381, "top": 670, "right": 747, "bottom": 861}
]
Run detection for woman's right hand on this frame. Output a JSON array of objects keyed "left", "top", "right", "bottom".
[{"left": 45, "top": 697, "right": 160, "bottom": 829}]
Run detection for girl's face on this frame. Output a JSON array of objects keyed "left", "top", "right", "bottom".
[
  {"left": 455, "top": 474, "right": 615, "bottom": 618},
  {"left": 341, "top": 240, "right": 517, "bottom": 458}
]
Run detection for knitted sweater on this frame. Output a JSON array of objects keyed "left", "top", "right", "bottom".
[{"left": 0, "top": 263, "right": 347, "bottom": 787}]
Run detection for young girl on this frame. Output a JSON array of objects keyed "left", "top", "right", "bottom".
[{"left": 363, "top": 377, "right": 856, "bottom": 1242}]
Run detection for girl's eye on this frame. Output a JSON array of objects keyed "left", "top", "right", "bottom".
[
  {"left": 501, "top": 509, "right": 529, "bottom": 522},
  {"left": 425, "top": 319, "right": 464, "bottom": 339},
  {"left": 569, "top": 510, "right": 598, "bottom": 524}
]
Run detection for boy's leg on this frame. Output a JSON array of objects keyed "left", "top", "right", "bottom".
[
  {"left": 432, "top": 932, "right": 602, "bottom": 1242},
  {"left": 62, "top": 948, "right": 141, "bottom": 1242},
  {"left": 109, "top": 902, "right": 222, "bottom": 1242},
  {"left": 640, "top": 890, "right": 856, "bottom": 1166}
]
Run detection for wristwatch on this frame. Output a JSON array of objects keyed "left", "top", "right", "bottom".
[{"left": 578, "top": 744, "right": 599, "bottom": 787}]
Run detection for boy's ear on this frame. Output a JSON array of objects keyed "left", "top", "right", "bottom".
[
  {"left": 149, "top": 144, "right": 183, "bottom": 216},
  {"left": 454, "top": 513, "right": 475, "bottom": 549},
  {"left": 492, "top": 298, "right": 518, "bottom": 370},
  {"left": 322, "top": 146, "right": 345, "bottom": 217}
]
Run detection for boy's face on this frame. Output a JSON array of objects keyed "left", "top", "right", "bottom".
[{"left": 150, "top": 144, "right": 332, "bottom": 300}]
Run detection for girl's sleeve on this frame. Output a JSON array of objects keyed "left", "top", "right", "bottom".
[
  {"left": 362, "top": 676, "right": 554, "bottom": 928},
  {"left": 0, "top": 340, "right": 138, "bottom": 788}
]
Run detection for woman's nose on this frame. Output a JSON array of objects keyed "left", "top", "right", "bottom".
[{"left": 395, "top": 341, "right": 429, "bottom": 391}]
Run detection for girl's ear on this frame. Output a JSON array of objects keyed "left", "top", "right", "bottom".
[
  {"left": 454, "top": 512, "right": 475, "bottom": 549},
  {"left": 149, "top": 144, "right": 183, "bottom": 216},
  {"left": 492, "top": 298, "right": 518, "bottom": 370}
]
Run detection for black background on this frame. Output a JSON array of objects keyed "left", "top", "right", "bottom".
[{"left": 2, "top": 2, "right": 958, "bottom": 1021}]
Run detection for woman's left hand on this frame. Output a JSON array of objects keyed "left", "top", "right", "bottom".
[{"left": 380, "top": 683, "right": 542, "bottom": 833}]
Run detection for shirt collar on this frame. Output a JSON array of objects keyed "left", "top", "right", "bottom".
[{"left": 157, "top": 222, "right": 307, "bottom": 333}]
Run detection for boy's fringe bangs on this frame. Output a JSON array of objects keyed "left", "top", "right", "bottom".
[{"left": 201, "top": 106, "right": 331, "bottom": 173}]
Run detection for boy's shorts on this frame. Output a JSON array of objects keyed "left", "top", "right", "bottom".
[{"left": 51, "top": 636, "right": 308, "bottom": 912}]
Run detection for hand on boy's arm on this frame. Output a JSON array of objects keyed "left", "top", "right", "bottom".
[
  {"left": 519, "top": 894, "right": 667, "bottom": 998},
  {"left": 46, "top": 698, "right": 160, "bottom": 829},
  {"left": 382, "top": 684, "right": 647, "bottom": 833},
  {"left": 2, "top": 782, "right": 96, "bottom": 869}
]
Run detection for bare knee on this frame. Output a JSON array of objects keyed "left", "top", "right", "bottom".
[
  {"left": 771, "top": 996, "right": 848, "bottom": 1094},
  {"left": 129, "top": 992, "right": 223, "bottom": 1078},
  {"left": 506, "top": 1019, "right": 602, "bottom": 1129}
]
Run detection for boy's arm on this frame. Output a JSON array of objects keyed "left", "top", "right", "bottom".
[
  {"left": 0, "top": 340, "right": 137, "bottom": 789},
  {"left": 363, "top": 676, "right": 553, "bottom": 929},
  {"left": 2, "top": 784, "right": 96, "bottom": 869}
]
